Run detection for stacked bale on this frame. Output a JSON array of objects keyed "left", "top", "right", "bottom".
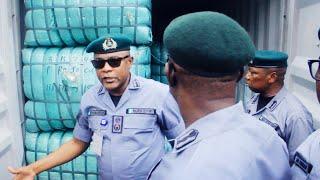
[
  {"left": 24, "top": 0, "right": 152, "bottom": 46},
  {"left": 25, "top": 131, "right": 98, "bottom": 179},
  {"left": 150, "top": 43, "right": 168, "bottom": 84}
]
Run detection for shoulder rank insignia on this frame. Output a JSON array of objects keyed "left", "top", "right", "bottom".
[
  {"left": 133, "top": 79, "right": 140, "bottom": 88},
  {"left": 103, "top": 38, "right": 117, "bottom": 51},
  {"left": 268, "top": 100, "right": 277, "bottom": 111},
  {"left": 175, "top": 129, "right": 199, "bottom": 150},
  {"left": 97, "top": 86, "right": 104, "bottom": 95},
  {"left": 252, "top": 95, "right": 259, "bottom": 103},
  {"left": 293, "top": 152, "right": 313, "bottom": 174}
]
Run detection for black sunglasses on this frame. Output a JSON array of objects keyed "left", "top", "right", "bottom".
[
  {"left": 91, "top": 55, "right": 129, "bottom": 69},
  {"left": 308, "top": 59, "right": 320, "bottom": 81}
]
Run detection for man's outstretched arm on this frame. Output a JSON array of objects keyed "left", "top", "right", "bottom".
[{"left": 8, "top": 137, "right": 89, "bottom": 180}]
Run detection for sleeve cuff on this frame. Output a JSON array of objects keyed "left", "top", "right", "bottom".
[{"left": 73, "top": 123, "right": 92, "bottom": 143}]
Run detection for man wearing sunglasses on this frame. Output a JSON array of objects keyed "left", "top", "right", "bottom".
[
  {"left": 148, "top": 11, "right": 290, "bottom": 179},
  {"left": 8, "top": 34, "right": 185, "bottom": 180},
  {"left": 291, "top": 59, "right": 320, "bottom": 179},
  {"left": 245, "top": 50, "right": 314, "bottom": 165}
]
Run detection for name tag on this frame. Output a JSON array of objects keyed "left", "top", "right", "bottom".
[
  {"left": 126, "top": 108, "right": 156, "bottom": 115},
  {"left": 259, "top": 116, "right": 280, "bottom": 131},
  {"left": 293, "top": 152, "right": 313, "bottom": 174},
  {"left": 88, "top": 109, "right": 107, "bottom": 116}
]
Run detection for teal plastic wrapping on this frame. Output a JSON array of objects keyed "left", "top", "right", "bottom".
[
  {"left": 25, "top": 131, "right": 98, "bottom": 180},
  {"left": 22, "top": 46, "right": 151, "bottom": 102},
  {"left": 24, "top": 0, "right": 151, "bottom": 10},
  {"left": 24, "top": 100, "right": 79, "bottom": 132},
  {"left": 151, "top": 43, "right": 168, "bottom": 84},
  {"left": 24, "top": 0, "right": 152, "bottom": 46}
]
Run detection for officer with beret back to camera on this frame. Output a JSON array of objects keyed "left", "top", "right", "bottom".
[{"left": 147, "top": 11, "right": 291, "bottom": 180}]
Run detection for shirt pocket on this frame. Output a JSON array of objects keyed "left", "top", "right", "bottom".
[
  {"left": 88, "top": 115, "right": 110, "bottom": 131},
  {"left": 122, "top": 114, "right": 157, "bottom": 151},
  {"left": 124, "top": 114, "right": 156, "bottom": 132}
]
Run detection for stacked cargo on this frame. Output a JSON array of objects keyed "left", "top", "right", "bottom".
[
  {"left": 22, "top": 0, "right": 153, "bottom": 179},
  {"left": 151, "top": 43, "right": 168, "bottom": 84}
]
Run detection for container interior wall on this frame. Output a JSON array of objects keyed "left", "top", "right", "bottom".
[
  {"left": 152, "top": 0, "right": 284, "bottom": 50},
  {"left": 152, "top": 0, "right": 285, "bottom": 102},
  {"left": 0, "top": 0, "right": 25, "bottom": 179},
  {"left": 286, "top": 0, "right": 320, "bottom": 129}
]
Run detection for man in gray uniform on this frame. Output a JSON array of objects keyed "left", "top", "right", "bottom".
[
  {"left": 245, "top": 50, "right": 314, "bottom": 164},
  {"left": 8, "top": 34, "right": 185, "bottom": 180},
  {"left": 147, "top": 11, "right": 291, "bottom": 180},
  {"left": 291, "top": 59, "right": 320, "bottom": 179}
]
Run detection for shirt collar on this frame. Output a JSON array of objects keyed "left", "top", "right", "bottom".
[
  {"left": 173, "top": 102, "right": 245, "bottom": 152},
  {"left": 97, "top": 73, "right": 142, "bottom": 95},
  {"left": 265, "top": 86, "right": 287, "bottom": 112}
]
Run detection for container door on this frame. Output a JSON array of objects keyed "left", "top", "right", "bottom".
[
  {"left": 0, "top": 0, "right": 25, "bottom": 179},
  {"left": 286, "top": 0, "right": 320, "bottom": 129}
]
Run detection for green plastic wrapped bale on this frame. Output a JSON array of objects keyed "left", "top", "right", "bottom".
[
  {"left": 151, "top": 43, "right": 167, "bottom": 84},
  {"left": 22, "top": 46, "right": 151, "bottom": 102},
  {"left": 24, "top": 0, "right": 152, "bottom": 46},
  {"left": 25, "top": 131, "right": 98, "bottom": 180},
  {"left": 151, "top": 65, "right": 167, "bottom": 84},
  {"left": 24, "top": 0, "right": 151, "bottom": 9},
  {"left": 24, "top": 100, "right": 79, "bottom": 132}
]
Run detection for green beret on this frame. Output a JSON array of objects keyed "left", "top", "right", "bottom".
[
  {"left": 163, "top": 11, "right": 255, "bottom": 77},
  {"left": 249, "top": 50, "right": 288, "bottom": 68},
  {"left": 86, "top": 34, "right": 132, "bottom": 53}
]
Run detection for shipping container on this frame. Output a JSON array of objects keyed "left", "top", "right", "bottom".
[{"left": 1, "top": 0, "right": 319, "bottom": 179}]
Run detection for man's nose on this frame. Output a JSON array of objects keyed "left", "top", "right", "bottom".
[{"left": 245, "top": 72, "right": 250, "bottom": 81}]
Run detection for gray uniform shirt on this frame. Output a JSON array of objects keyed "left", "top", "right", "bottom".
[
  {"left": 73, "top": 74, "right": 185, "bottom": 180},
  {"left": 291, "top": 129, "right": 320, "bottom": 180},
  {"left": 245, "top": 87, "right": 314, "bottom": 163},
  {"left": 148, "top": 103, "right": 291, "bottom": 180}
]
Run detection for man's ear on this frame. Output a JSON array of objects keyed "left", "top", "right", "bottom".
[
  {"left": 126, "top": 56, "right": 133, "bottom": 70},
  {"left": 268, "top": 72, "right": 277, "bottom": 83},
  {"left": 128, "top": 56, "right": 133, "bottom": 64},
  {"left": 166, "top": 62, "right": 177, "bottom": 87}
]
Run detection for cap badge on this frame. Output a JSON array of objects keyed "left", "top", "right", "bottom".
[{"left": 103, "top": 38, "right": 117, "bottom": 51}]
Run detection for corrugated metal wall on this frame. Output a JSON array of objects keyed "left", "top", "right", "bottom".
[
  {"left": 286, "top": 0, "right": 320, "bottom": 129},
  {"left": 0, "top": 0, "right": 25, "bottom": 179},
  {"left": 236, "top": 0, "right": 287, "bottom": 103}
]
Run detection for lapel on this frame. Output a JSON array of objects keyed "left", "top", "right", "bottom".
[
  {"left": 114, "top": 74, "right": 142, "bottom": 110},
  {"left": 248, "top": 87, "right": 287, "bottom": 115}
]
